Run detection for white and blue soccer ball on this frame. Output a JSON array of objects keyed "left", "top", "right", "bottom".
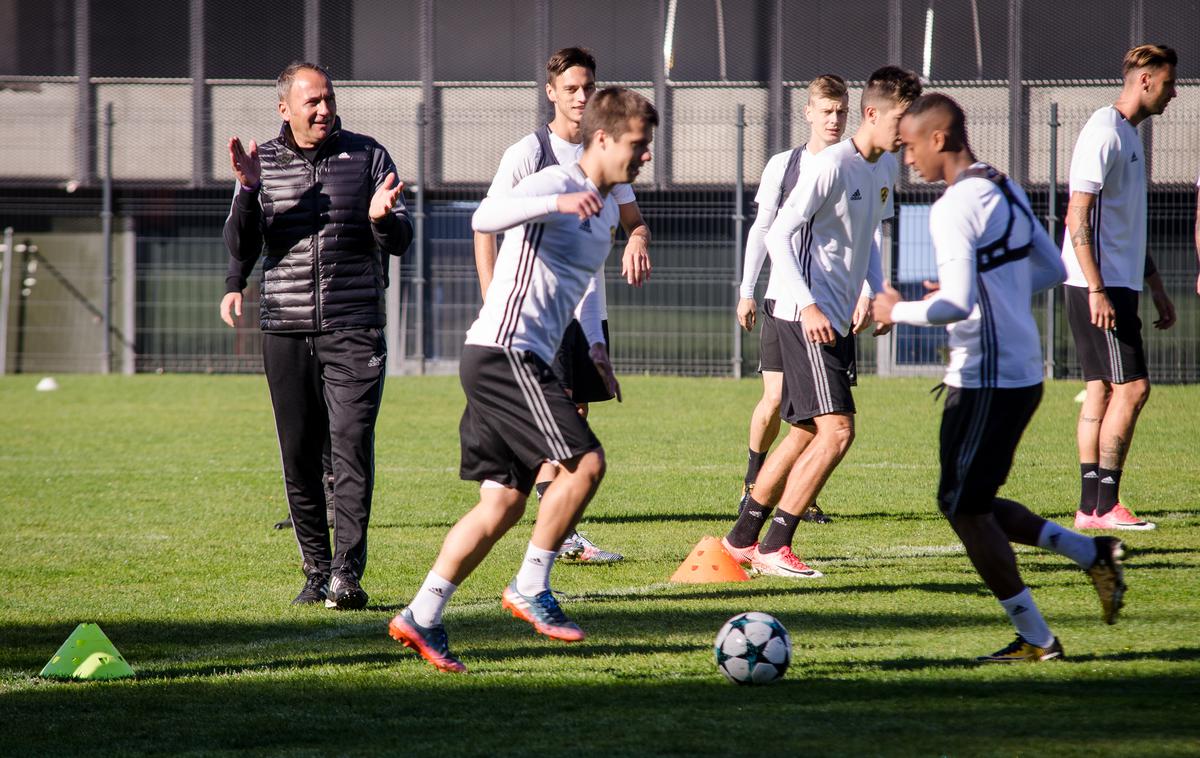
[{"left": 714, "top": 612, "right": 791, "bottom": 685}]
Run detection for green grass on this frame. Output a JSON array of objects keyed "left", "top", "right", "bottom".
[{"left": 1, "top": 374, "right": 1198, "bottom": 757}]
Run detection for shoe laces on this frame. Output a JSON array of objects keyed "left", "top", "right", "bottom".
[
  {"left": 775, "top": 546, "right": 811, "bottom": 569},
  {"left": 426, "top": 624, "right": 451, "bottom": 654},
  {"left": 531, "top": 590, "right": 571, "bottom": 624},
  {"left": 1112, "top": 503, "right": 1141, "bottom": 519},
  {"left": 303, "top": 573, "right": 329, "bottom": 593},
  {"left": 995, "top": 635, "right": 1030, "bottom": 655}
]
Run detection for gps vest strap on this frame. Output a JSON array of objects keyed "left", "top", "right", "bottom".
[
  {"left": 777, "top": 148, "right": 804, "bottom": 209},
  {"left": 534, "top": 124, "right": 559, "bottom": 171},
  {"left": 955, "top": 164, "right": 1034, "bottom": 272}
]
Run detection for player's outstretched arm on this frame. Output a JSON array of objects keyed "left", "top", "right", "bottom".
[
  {"left": 618, "top": 202, "right": 652, "bottom": 287},
  {"left": 472, "top": 194, "right": 561, "bottom": 233}
]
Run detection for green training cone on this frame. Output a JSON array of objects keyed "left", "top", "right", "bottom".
[{"left": 39, "top": 623, "right": 134, "bottom": 680}]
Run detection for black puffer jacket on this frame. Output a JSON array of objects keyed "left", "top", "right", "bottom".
[{"left": 223, "top": 118, "right": 413, "bottom": 332}]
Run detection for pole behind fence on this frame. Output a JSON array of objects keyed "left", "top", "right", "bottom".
[
  {"left": 0, "top": 227, "right": 12, "bottom": 374},
  {"left": 732, "top": 104, "right": 745, "bottom": 379},
  {"left": 1045, "top": 101, "right": 1059, "bottom": 379},
  {"left": 121, "top": 217, "right": 136, "bottom": 375},
  {"left": 414, "top": 101, "right": 427, "bottom": 375},
  {"left": 102, "top": 101, "right": 114, "bottom": 375}
]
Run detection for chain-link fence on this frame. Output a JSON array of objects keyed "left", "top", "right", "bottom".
[{"left": 2, "top": 0, "right": 1198, "bottom": 380}]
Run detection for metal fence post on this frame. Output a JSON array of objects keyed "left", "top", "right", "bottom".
[
  {"left": 732, "top": 104, "right": 745, "bottom": 379},
  {"left": 1006, "top": 0, "right": 1026, "bottom": 185},
  {"left": 0, "top": 227, "right": 11, "bottom": 374},
  {"left": 190, "top": 0, "right": 207, "bottom": 188},
  {"left": 14, "top": 240, "right": 32, "bottom": 374},
  {"left": 415, "top": 101, "right": 428, "bottom": 375},
  {"left": 876, "top": 220, "right": 895, "bottom": 377},
  {"left": 653, "top": 0, "right": 672, "bottom": 188},
  {"left": 768, "top": 0, "right": 784, "bottom": 154},
  {"left": 1045, "top": 101, "right": 1060, "bottom": 380},
  {"left": 102, "top": 102, "right": 114, "bottom": 375},
  {"left": 121, "top": 217, "right": 136, "bottom": 375},
  {"left": 73, "top": 0, "right": 94, "bottom": 187}
]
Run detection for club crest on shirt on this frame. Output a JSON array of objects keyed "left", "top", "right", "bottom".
[{"left": 880, "top": 186, "right": 889, "bottom": 204}]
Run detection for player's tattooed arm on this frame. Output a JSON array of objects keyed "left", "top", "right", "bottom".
[
  {"left": 1066, "top": 191, "right": 1115, "bottom": 328},
  {"left": 1069, "top": 204, "right": 1094, "bottom": 252}
]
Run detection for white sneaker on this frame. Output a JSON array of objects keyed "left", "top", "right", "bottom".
[
  {"left": 751, "top": 545, "right": 823, "bottom": 578},
  {"left": 558, "top": 531, "right": 624, "bottom": 563},
  {"left": 720, "top": 536, "right": 757, "bottom": 567}
]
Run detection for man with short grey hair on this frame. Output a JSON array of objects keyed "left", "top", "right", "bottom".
[{"left": 224, "top": 62, "right": 412, "bottom": 609}]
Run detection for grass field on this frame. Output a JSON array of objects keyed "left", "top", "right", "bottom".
[{"left": 1, "top": 374, "right": 1198, "bottom": 757}]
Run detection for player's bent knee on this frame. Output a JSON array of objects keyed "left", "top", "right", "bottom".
[
  {"left": 563, "top": 448, "right": 606, "bottom": 484},
  {"left": 823, "top": 419, "right": 855, "bottom": 452}
]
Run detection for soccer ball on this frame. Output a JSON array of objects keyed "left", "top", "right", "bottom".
[{"left": 714, "top": 612, "right": 791, "bottom": 685}]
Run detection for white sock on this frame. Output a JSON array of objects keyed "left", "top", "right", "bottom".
[
  {"left": 1037, "top": 521, "right": 1097, "bottom": 569},
  {"left": 515, "top": 543, "right": 557, "bottom": 596},
  {"left": 998, "top": 587, "right": 1054, "bottom": 648},
  {"left": 406, "top": 571, "right": 457, "bottom": 628}
]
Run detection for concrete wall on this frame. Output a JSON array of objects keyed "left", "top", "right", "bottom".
[{"left": 3, "top": 80, "right": 1200, "bottom": 187}]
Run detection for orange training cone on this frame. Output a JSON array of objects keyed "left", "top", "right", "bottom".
[{"left": 670, "top": 536, "right": 750, "bottom": 583}]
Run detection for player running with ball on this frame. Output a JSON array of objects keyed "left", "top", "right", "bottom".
[
  {"left": 873, "top": 93, "right": 1126, "bottom": 663},
  {"left": 388, "top": 88, "right": 657, "bottom": 673}
]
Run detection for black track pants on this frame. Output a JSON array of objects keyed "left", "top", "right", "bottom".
[{"left": 262, "top": 328, "right": 387, "bottom": 579}]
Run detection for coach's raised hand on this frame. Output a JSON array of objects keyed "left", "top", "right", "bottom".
[
  {"left": 370, "top": 172, "right": 406, "bottom": 222},
  {"left": 557, "top": 191, "right": 603, "bottom": 221},
  {"left": 228, "top": 137, "right": 260, "bottom": 189}
]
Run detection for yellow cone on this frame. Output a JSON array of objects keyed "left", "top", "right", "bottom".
[{"left": 39, "top": 623, "right": 134, "bottom": 680}]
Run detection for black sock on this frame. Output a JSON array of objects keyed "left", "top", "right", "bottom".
[
  {"left": 535, "top": 481, "right": 551, "bottom": 500},
  {"left": 727, "top": 497, "right": 772, "bottom": 548},
  {"left": 744, "top": 449, "right": 768, "bottom": 486},
  {"left": 1079, "top": 463, "right": 1099, "bottom": 514},
  {"left": 759, "top": 510, "right": 802, "bottom": 554},
  {"left": 1096, "top": 468, "right": 1122, "bottom": 516}
]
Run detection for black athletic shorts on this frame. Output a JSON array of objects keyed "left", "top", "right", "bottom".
[
  {"left": 459, "top": 345, "right": 602, "bottom": 494},
  {"left": 552, "top": 319, "right": 615, "bottom": 404},
  {"left": 937, "top": 384, "right": 1042, "bottom": 518},
  {"left": 1064, "top": 285, "right": 1148, "bottom": 383},
  {"left": 777, "top": 318, "right": 857, "bottom": 424},
  {"left": 758, "top": 299, "right": 783, "bottom": 374}
]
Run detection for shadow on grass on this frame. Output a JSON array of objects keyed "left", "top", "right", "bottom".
[
  {"left": 2, "top": 656, "right": 1198, "bottom": 757},
  {"left": 0, "top": 603, "right": 999, "bottom": 676},
  {"left": 567, "top": 580, "right": 991, "bottom": 605}
]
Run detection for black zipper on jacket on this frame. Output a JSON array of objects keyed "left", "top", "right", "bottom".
[{"left": 281, "top": 121, "right": 341, "bottom": 333}]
